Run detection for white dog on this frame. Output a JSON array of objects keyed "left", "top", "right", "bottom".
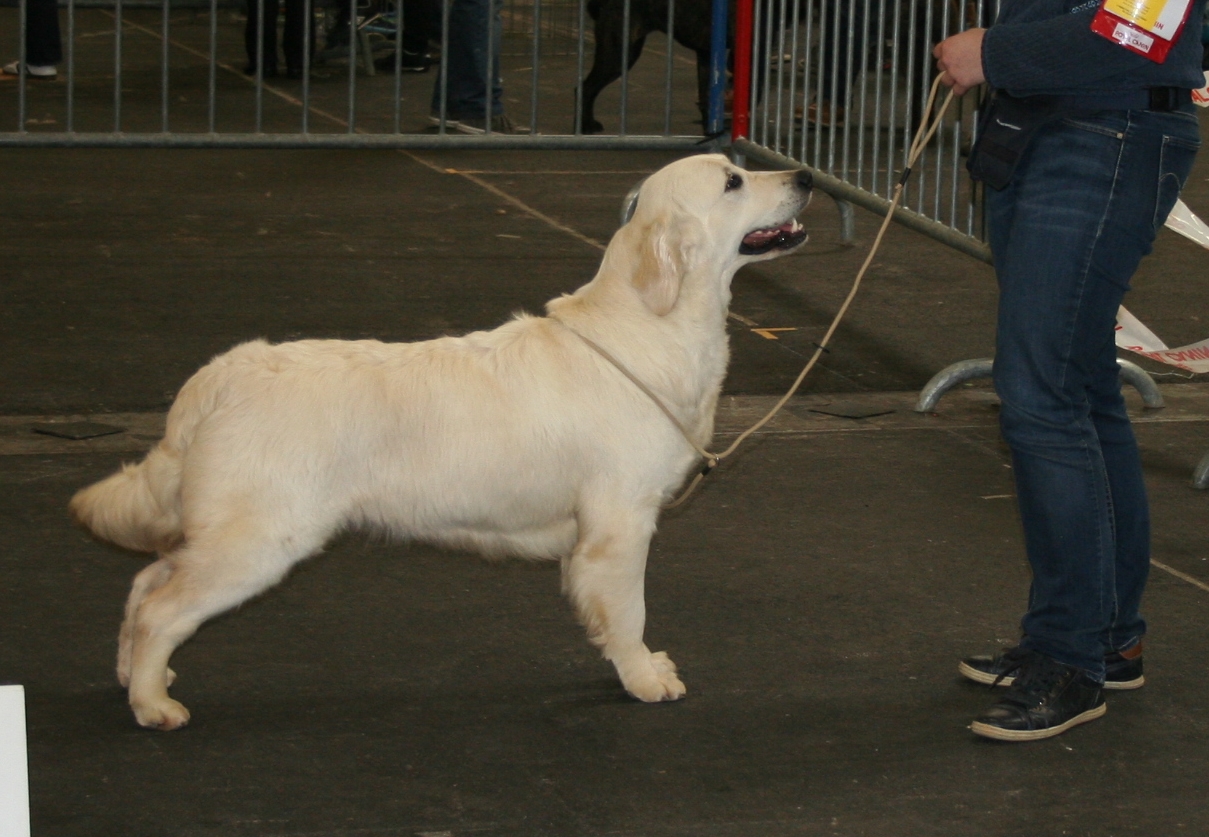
[{"left": 71, "top": 153, "right": 811, "bottom": 730}]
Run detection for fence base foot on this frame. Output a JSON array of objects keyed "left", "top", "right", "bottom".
[
  {"left": 833, "top": 197, "right": 856, "bottom": 245},
  {"left": 914, "top": 357, "right": 1165, "bottom": 413},
  {"left": 914, "top": 358, "right": 993, "bottom": 413},
  {"left": 1194, "top": 452, "right": 1209, "bottom": 490}
]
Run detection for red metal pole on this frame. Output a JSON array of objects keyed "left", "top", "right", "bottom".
[{"left": 731, "top": 0, "right": 754, "bottom": 141}]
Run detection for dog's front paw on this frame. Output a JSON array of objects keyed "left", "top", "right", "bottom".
[
  {"left": 621, "top": 651, "right": 686, "bottom": 702},
  {"left": 131, "top": 696, "right": 191, "bottom": 731}
]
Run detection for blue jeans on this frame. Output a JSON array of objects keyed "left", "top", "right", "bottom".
[
  {"left": 430, "top": 0, "right": 504, "bottom": 120},
  {"left": 987, "top": 105, "right": 1200, "bottom": 679}
]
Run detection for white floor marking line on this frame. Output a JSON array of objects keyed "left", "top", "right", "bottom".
[{"left": 1152, "top": 560, "right": 1209, "bottom": 594}]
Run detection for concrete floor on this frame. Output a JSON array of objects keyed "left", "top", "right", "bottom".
[{"left": 2, "top": 97, "right": 1209, "bottom": 837}]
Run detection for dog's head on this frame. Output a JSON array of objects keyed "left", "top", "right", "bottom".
[{"left": 619, "top": 154, "right": 812, "bottom": 315}]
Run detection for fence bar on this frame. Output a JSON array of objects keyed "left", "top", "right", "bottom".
[
  {"left": 574, "top": 0, "right": 586, "bottom": 134},
  {"left": 731, "top": 0, "right": 753, "bottom": 140},
  {"left": 706, "top": 0, "right": 726, "bottom": 136},
  {"left": 770, "top": 0, "right": 786, "bottom": 152},
  {"left": 783, "top": 0, "right": 798, "bottom": 155},
  {"left": 114, "top": 0, "right": 123, "bottom": 132},
  {"left": 530, "top": 0, "right": 541, "bottom": 133},
  {"left": 302, "top": 0, "right": 312, "bottom": 133},
  {"left": 254, "top": 0, "right": 265, "bottom": 132},
  {"left": 484, "top": 0, "right": 495, "bottom": 131},
  {"left": 17, "top": 0, "right": 27, "bottom": 132},
  {"left": 66, "top": 0, "right": 76, "bottom": 131},
  {"left": 161, "top": 0, "right": 170, "bottom": 133},
  {"left": 619, "top": 0, "right": 630, "bottom": 134},
  {"left": 207, "top": 0, "right": 217, "bottom": 132},
  {"left": 436, "top": 0, "right": 451, "bottom": 131},
  {"left": 796, "top": 0, "right": 813, "bottom": 163},
  {"left": 0, "top": 133, "right": 704, "bottom": 149},
  {"left": 734, "top": 138, "right": 993, "bottom": 265},
  {"left": 347, "top": 1, "right": 358, "bottom": 133},
  {"left": 870, "top": 0, "right": 886, "bottom": 195},
  {"left": 392, "top": 0, "right": 404, "bottom": 133},
  {"left": 663, "top": 0, "right": 675, "bottom": 135}
]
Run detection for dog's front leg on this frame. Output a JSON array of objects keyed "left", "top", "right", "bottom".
[{"left": 562, "top": 505, "right": 686, "bottom": 702}]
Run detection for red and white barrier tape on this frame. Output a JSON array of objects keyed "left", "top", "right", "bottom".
[{"left": 1115, "top": 199, "right": 1209, "bottom": 373}]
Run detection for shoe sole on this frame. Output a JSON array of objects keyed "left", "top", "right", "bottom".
[
  {"left": 969, "top": 702, "right": 1107, "bottom": 742},
  {"left": 958, "top": 662, "right": 1145, "bottom": 690},
  {"left": 427, "top": 116, "right": 463, "bottom": 132},
  {"left": 453, "top": 122, "right": 528, "bottom": 135}
]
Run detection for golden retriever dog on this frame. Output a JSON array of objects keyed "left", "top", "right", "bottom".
[{"left": 70, "top": 153, "right": 812, "bottom": 730}]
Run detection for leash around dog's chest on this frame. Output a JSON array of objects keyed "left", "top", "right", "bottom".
[
  {"left": 567, "top": 78, "right": 956, "bottom": 510},
  {"left": 551, "top": 323, "right": 722, "bottom": 472}
]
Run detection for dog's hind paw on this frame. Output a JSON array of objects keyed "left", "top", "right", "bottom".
[
  {"left": 132, "top": 697, "right": 191, "bottom": 731},
  {"left": 122, "top": 666, "right": 176, "bottom": 689},
  {"left": 621, "top": 651, "right": 686, "bottom": 702}
]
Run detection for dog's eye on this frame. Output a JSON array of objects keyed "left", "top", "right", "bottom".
[{"left": 725, "top": 173, "right": 744, "bottom": 192}]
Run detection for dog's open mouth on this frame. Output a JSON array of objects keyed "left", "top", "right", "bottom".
[{"left": 739, "top": 219, "right": 808, "bottom": 255}]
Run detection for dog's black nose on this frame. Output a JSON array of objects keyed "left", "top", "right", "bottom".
[{"left": 795, "top": 169, "right": 813, "bottom": 192}]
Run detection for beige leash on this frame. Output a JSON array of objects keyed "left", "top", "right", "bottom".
[{"left": 568, "top": 76, "right": 958, "bottom": 509}]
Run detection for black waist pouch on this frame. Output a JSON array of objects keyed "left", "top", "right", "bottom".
[{"left": 967, "top": 91, "right": 1066, "bottom": 190}]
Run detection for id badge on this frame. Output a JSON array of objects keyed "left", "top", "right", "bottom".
[{"left": 1091, "top": 0, "right": 1194, "bottom": 62}]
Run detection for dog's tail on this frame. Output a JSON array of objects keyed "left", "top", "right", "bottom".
[
  {"left": 70, "top": 442, "right": 185, "bottom": 553},
  {"left": 69, "top": 355, "right": 232, "bottom": 552}
]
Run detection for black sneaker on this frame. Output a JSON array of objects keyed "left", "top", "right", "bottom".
[
  {"left": 375, "top": 50, "right": 431, "bottom": 73},
  {"left": 959, "top": 642, "right": 1144, "bottom": 690},
  {"left": 969, "top": 651, "right": 1106, "bottom": 741}
]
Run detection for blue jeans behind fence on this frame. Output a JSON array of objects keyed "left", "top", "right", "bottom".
[
  {"left": 986, "top": 105, "right": 1200, "bottom": 679},
  {"left": 430, "top": 0, "right": 504, "bottom": 120}
]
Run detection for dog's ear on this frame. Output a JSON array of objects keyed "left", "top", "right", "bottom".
[{"left": 633, "top": 218, "right": 693, "bottom": 316}]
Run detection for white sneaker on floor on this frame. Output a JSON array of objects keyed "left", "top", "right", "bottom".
[
  {"left": 1, "top": 60, "right": 57, "bottom": 79},
  {"left": 452, "top": 114, "right": 529, "bottom": 135},
  {"left": 426, "top": 113, "right": 463, "bottom": 131}
]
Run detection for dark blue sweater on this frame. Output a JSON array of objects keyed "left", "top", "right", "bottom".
[{"left": 983, "top": 0, "right": 1206, "bottom": 95}]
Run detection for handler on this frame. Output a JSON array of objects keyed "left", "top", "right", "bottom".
[{"left": 933, "top": 0, "right": 1204, "bottom": 741}]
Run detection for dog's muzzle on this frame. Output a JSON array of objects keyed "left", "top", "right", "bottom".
[{"left": 738, "top": 169, "right": 812, "bottom": 256}]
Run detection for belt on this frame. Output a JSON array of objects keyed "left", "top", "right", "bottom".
[{"left": 1041, "top": 87, "right": 1192, "bottom": 112}]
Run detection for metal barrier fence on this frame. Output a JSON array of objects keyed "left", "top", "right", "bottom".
[
  {"left": 7, "top": 0, "right": 1204, "bottom": 482},
  {"left": 726, "top": 0, "right": 1209, "bottom": 488},
  {"left": 0, "top": 0, "right": 727, "bottom": 147},
  {"left": 731, "top": 0, "right": 996, "bottom": 263}
]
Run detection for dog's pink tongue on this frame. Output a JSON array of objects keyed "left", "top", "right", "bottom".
[{"left": 742, "top": 222, "right": 793, "bottom": 247}]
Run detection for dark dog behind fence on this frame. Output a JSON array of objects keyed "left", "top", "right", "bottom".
[{"left": 576, "top": 0, "right": 989, "bottom": 137}]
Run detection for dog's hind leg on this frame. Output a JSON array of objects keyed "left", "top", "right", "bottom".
[
  {"left": 125, "top": 528, "right": 313, "bottom": 730},
  {"left": 562, "top": 501, "right": 685, "bottom": 702},
  {"left": 117, "top": 557, "right": 174, "bottom": 689}
]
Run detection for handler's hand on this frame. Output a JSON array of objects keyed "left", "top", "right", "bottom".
[{"left": 933, "top": 28, "right": 986, "bottom": 96}]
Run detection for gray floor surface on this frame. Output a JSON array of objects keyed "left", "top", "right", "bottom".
[{"left": 2, "top": 101, "right": 1209, "bottom": 836}]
